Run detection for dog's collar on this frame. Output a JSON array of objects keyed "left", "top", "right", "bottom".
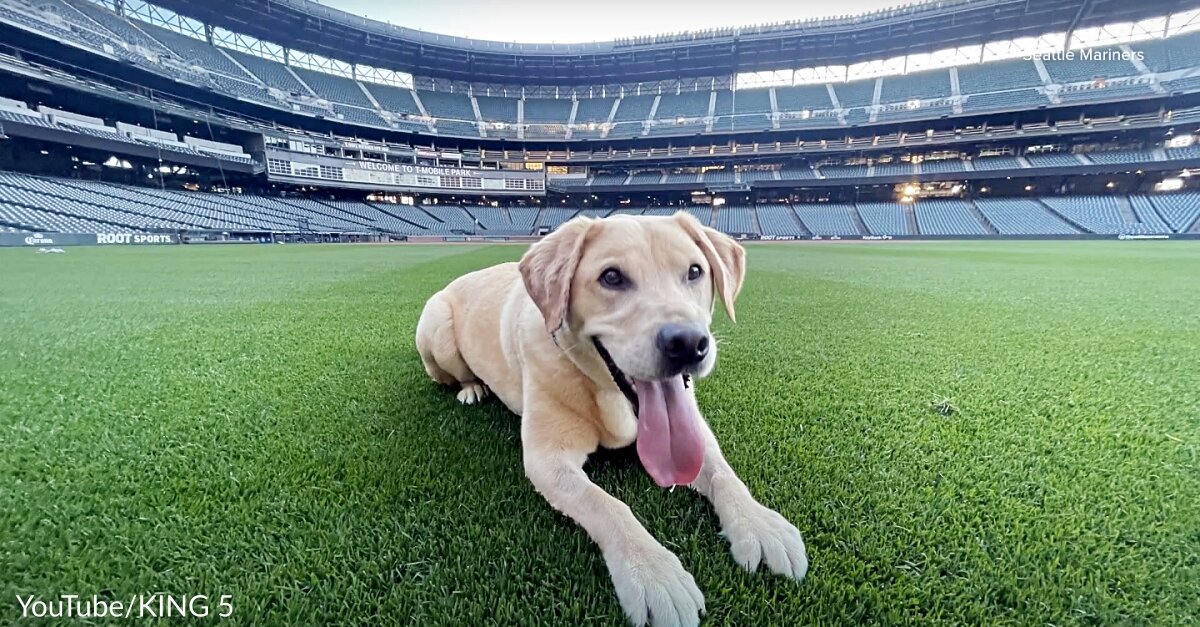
[{"left": 592, "top": 338, "right": 639, "bottom": 415}]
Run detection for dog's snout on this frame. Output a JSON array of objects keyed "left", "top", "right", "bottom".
[{"left": 656, "top": 323, "right": 709, "bottom": 372}]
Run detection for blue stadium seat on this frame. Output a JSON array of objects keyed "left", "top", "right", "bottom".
[
  {"left": 573, "top": 97, "right": 616, "bottom": 123},
  {"left": 523, "top": 98, "right": 572, "bottom": 123},
  {"left": 292, "top": 68, "right": 373, "bottom": 107},
  {"left": 224, "top": 50, "right": 305, "bottom": 93},
  {"left": 417, "top": 90, "right": 476, "bottom": 120},
  {"left": 1041, "top": 195, "right": 1168, "bottom": 234},
  {"left": 1042, "top": 48, "right": 1138, "bottom": 83},
  {"left": 756, "top": 203, "right": 806, "bottom": 236},
  {"left": 1129, "top": 32, "right": 1200, "bottom": 73},
  {"left": 961, "top": 89, "right": 1049, "bottom": 112},
  {"left": 879, "top": 69, "right": 951, "bottom": 102},
  {"left": 793, "top": 204, "right": 861, "bottom": 236},
  {"left": 715, "top": 206, "right": 756, "bottom": 234},
  {"left": 774, "top": 84, "right": 833, "bottom": 112},
  {"left": 612, "top": 95, "right": 656, "bottom": 122},
  {"left": 856, "top": 202, "right": 913, "bottom": 235},
  {"left": 655, "top": 91, "right": 709, "bottom": 120},
  {"left": 914, "top": 200, "right": 987, "bottom": 235},
  {"left": 476, "top": 96, "right": 518, "bottom": 123},
  {"left": 832, "top": 80, "right": 876, "bottom": 107},
  {"left": 974, "top": 198, "right": 1079, "bottom": 234},
  {"left": 957, "top": 59, "right": 1042, "bottom": 93},
  {"left": 1142, "top": 192, "right": 1200, "bottom": 232}
]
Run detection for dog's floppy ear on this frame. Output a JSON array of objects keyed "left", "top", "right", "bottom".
[
  {"left": 519, "top": 217, "right": 594, "bottom": 334},
  {"left": 674, "top": 211, "right": 746, "bottom": 322}
]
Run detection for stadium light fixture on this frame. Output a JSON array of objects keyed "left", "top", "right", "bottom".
[
  {"left": 1156, "top": 177, "right": 1184, "bottom": 191},
  {"left": 1166, "top": 134, "right": 1196, "bottom": 148},
  {"left": 903, "top": 183, "right": 920, "bottom": 196},
  {"left": 1024, "top": 185, "right": 1034, "bottom": 191},
  {"left": 980, "top": 187, "right": 990, "bottom": 193}
]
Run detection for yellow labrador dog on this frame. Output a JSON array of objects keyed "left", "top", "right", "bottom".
[{"left": 415, "top": 212, "right": 807, "bottom": 626}]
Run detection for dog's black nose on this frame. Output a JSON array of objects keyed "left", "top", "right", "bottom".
[{"left": 656, "top": 323, "right": 710, "bottom": 372}]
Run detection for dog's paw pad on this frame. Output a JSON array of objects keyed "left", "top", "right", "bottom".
[{"left": 456, "top": 382, "right": 489, "bottom": 405}]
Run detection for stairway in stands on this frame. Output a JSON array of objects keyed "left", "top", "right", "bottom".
[
  {"left": 848, "top": 204, "right": 871, "bottom": 235},
  {"left": 967, "top": 200, "right": 1000, "bottom": 234}
]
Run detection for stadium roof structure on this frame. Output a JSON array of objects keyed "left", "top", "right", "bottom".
[{"left": 153, "top": 0, "right": 1192, "bottom": 85}]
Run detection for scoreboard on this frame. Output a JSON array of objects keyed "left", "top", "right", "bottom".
[{"left": 265, "top": 148, "right": 546, "bottom": 196}]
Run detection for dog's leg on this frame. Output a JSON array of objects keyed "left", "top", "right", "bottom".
[
  {"left": 523, "top": 407, "right": 704, "bottom": 627},
  {"left": 689, "top": 420, "right": 808, "bottom": 581}
]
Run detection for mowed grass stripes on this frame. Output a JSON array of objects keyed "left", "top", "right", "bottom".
[{"left": 1, "top": 241, "right": 1197, "bottom": 625}]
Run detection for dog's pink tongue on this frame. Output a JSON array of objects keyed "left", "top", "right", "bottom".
[{"left": 634, "top": 377, "right": 705, "bottom": 487}]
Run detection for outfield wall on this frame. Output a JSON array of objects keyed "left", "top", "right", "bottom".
[
  {"left": 0, "top": 233, "right": 179, "bottom": 247},
  {"left": 3, "top": 232, "right": 1197, "bottom": 247}
]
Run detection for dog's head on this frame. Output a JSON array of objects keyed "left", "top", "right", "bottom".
[{"left": 519, "top": 211, "right": 745, "bottom": 383}]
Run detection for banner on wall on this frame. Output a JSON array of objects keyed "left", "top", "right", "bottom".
[{"left": 0, "top": 233, "right": 180, "bottom": 247}]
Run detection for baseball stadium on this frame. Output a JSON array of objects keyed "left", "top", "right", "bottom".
[{"left": 1, "top": 0, "right": 1197, "bottom": 624}]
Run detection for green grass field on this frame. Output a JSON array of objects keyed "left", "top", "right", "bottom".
[{"left": 2, "top": 241, "right": 1198, "bottom": 625}]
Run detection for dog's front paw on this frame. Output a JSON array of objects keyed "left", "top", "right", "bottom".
[
  {"left": 722, "top": 504, "right": 808, "bottom": 580},
  {"left": 607, "top": 541, "right": 705, "bottom": 627},
  {"left": 455, "top": 382, "right": 489, "bottom": 405}
]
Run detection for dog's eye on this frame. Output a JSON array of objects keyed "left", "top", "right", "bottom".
[
  {"left": 687, "top": 264, "right": 703, "bottom": 281},
  {"left": 599, "top": 267, "right": 627, "bottom": 289}
]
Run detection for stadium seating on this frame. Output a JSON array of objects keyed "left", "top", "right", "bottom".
[
  {"left": 820, "top": 164, "right": 870, "bottom": 178},
  {"left": 138, "top": 23, "right": 249, "bottom": 80},
  {"left": 1042, "top": 48, "right": 1137, "bottom": 83},
  {"left": 961, "top": 89, "right": 1049, "bottom": 112},
  {"left": 957, "top": 59, "right": 1042, "bottom": 93},
  {"left": 913, "top": 200, "right": 987, "bottom": 235},
  {"left": 1127, "top": 195, "right": 1172, "bottom": 233},
  {"left": 64, "top": 0, "right": 170, "bottom": 53},
  {"left": 714, "top": 206, "right": 756, "bottom": 234},
  {"left": 1141, "top": 192, "right": 1200, "bottom": 232},
  {"left": 1082, "top": 149, "right": 1159, "bottom": 165},
  {"left": 756, "top": 203, "right": 806, "bottom": 236},
  {"left": 292, "top": 68, "right": 373, "bottom": 107},
  {"left": 366, "top": 83, "right": 423, "bottom": 115},
  {"left": 476, "top": 96, "right": 519, "bottom": 123},
  {"left": 714, "top": 89, "right": 772, "bottom": 115},
  {"left": 224, "top": 50, "right": 305, "bottom": 93},
  {"left": 879, "top": 69, "right": 951, "bottom": 102},
  {"left": 1132, "top": 32, "right": 1200, "bottom": 73},
  {"left": 524, "top": 98, "right": 572, "bottom": 123},
  {"left": 919, "top": 159, "right": 969, "bottom": 173},
  {"left": 655, "top": 91, "right": 709, "bottom": 120},
  {"left": 793, "top": 204, "right": 861, "bottom": 236},
  {"left": 1041, "top": 195, "right": 1167, "bottom": 234},
  {"left": 832, "top": 80, "right": 877, "bottom": 108},
  {"left": 612, "top": 95, "right": 656, "bottom": 122},
  {"left": 974, "top": 198, "right": 1079, "bottom": 235},
  {"left": 573, "top": 97, "right": 616, "bottom": 123},
  {"left": 774, "top": 84, "right": 833, "bottom": 111},
  {"left": 872, "top": 162, "right": 915, "bottom": 177},
  {"left": 856, "top": 202, "right": 914, "bottom": 235},
  {"left": 778, "top": 165, "right": 816, "bottom": 181},
  {"left": 1024, "top": 152, "right": 1084, "bottom": 167},
  {"left": 1057, "top": 81, "right": 1155, "bottom": 103},
  {"left": 876, "top": 102, "right": 954, "bottom": 122},
  {"left": 628, "top": 171, "right": 664, "bottom": 185},
  {"left": 589, "top": 171, "right": 629, "bottom": 186},
  {"left": 973, "top": 156, "right": 1024, "bottom": 171},
  {"left": 418, "top": 90, "right": 476, "bottom": 121}
]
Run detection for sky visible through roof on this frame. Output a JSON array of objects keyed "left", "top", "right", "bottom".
[{"left": 319, "top": 0, "right": 908, "bottom": 44}]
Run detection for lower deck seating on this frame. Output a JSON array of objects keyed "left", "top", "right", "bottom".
[
  {"left": 974, "top": 198, "right": 1078, "bottom": 235},
  {"left": 914, "top": 200, "right": 986, "bottom": 235},
  {"left": 793, "top": 204, "right": 861, "bottom": 236}
]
